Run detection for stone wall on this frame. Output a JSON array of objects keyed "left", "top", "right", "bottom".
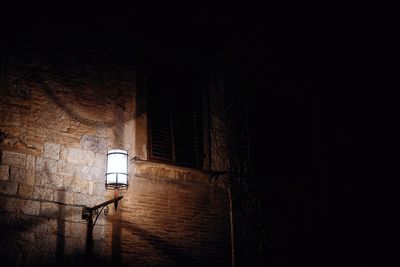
[
  {"left": 0, "top": 46, "right": 233, "bottom": 266},
  {"left": 0, "top": 46, "right": 136, "bottom": 266}
]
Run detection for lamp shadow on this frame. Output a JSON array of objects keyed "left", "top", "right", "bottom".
[
  {"left": 0, "top": 162, "right": 92, "bottom": 267},
  {"left": 0, "top": 200, "right": 75, "bottom": 267},
  {"left": 115, "top": 219, "right": 201, "bottom": 267}
]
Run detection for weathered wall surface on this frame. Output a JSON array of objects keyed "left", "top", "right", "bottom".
[
  {"left": 0, "top": 46, "right": 232, "bottom": 266},
  {"left": 105, "top": 161, "right": 231, "bottom": 267},
  {"left": 0, "top": 46, "right": 134, "bottom": 266}
]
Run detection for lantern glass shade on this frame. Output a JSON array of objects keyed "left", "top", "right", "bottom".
[{"left": 106, "top": 149, "right": 128, "bottom": 189}]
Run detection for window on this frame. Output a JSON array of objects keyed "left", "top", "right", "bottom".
[{"left": 147, "top": 67, "right": 203, "bottom": 168}]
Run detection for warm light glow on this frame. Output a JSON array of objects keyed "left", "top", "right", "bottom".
[{"left": 106, "top": 149, "right": 128, "bottom": 189}]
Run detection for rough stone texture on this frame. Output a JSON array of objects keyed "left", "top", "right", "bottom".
[
  {"left": 74, "top": 165, "right": 91, "bottom": 180},
  {"left": 93, "top": 153, "right": 106, "bottom": 169},
  {"left": 90, "top": 166, "right": 104, "bottom": 181},
  {"left": 4, "top": 198, "right": 41, "bottom": 216},
  {"left": 10, "top": 166, "right": 26, "bottom": 183},
  {"left": 0, "top": 181, "right": 18, "bottom": 195},
  {"left": 43, "top": 142, "right": 60, "bottom": 160},
  {"left": 22, "top": 200, "right": 41, "bottom": 216},
  {"left": 26, "top": 155, "right": 35, "bottom": 185},
  {"left": 1, "top": 164, "right": 10, "bottom": 180},
  {"left": 35, "top": 156, "right": 58, "bottom": 174},
  {"left": 65, "top": 179, "right": 89, "bottom": 194},
  {"left": 33, "top": 186, "right": 54, "bottom": 201},
  {"left": 18, "top": 184, "right": 34, "bottom": 197},
  {"left": 67, "top": 148, "right": 95, "bottom": 166},
  {"left": 40, "top": 202, "right": 59, "bottom": 218},
  {"left": 81, "top": 135, "right": 107, "bottom": 153},
  {"left": 1, "top": 151, "right": 27, "bottom": 168},
  {"left": 66, "top": 221, "right": 86, "bottom": 238},
  {"left": 0, "top": 46, "right": 234, "bottom": 267}
]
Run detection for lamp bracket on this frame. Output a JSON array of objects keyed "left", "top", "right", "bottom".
[{"left": 81, "top": 196, "right": 123, "bottom": 232}]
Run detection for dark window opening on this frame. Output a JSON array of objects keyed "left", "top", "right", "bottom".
[{"left": 148, "top": 67, "right": 203, "bottom": 168}]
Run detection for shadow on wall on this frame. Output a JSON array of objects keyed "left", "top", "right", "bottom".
[
  {"left": 115, "top": 220, "right": 201, "bottom": 267},
  {"left": 0, "top": 202, "right": 84, "bottom": 267},
  {"left": 33, "top": 72, "right": 132, "bottom": 129},
  {"left": 1, "top": 164, "right": 92, "bottom": 266},
  {"left": 0, "top": 214, "right": 201, "bottom": 267}
]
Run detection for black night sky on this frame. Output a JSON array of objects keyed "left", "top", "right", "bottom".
[{"left": 2, "top": 4, "right": 375, "bottom": 266}]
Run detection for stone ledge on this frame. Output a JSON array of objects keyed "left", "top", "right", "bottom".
[{"left": 133, "top": 161, "right": 211, "bottom": 185}]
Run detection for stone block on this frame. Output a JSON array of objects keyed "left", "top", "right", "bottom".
[
  {"left": 65, "top": 179, "right": 89, "bottom": 194},
  {"left": 5, "top": 197, "right": 25, "bottom": 213},
  {"left": 75, "top": 165, "right": 91, "bottom": 180},
  {"left": 89, "top": 195, "right": 106, "bottom": 207},
  {"left": 56, "top": 202, "right": 70, "bottom": 218},
  {"left": 93, "top": 182, "right": 106, "bottom": 196},
  {"left": 18, "top": 184, "right": 34, "bottom": 197},
  {"left": 57, "top": 161, "right": 77, "bottom": 177},
  {"left": 43, "top": 142, "right": 60, "bottom": 160},
  {"left": 55, "top": 190, "right": 74, "bottom": 205},
  {"left": 59, "top": 146, "right": 68, "bottom": 161},
  {"left": 35, "top": 157, "right": 57, "bottom": 174},
  {"left": 93, "top": 153, "right": 106, "bottom": 168},
  {"left": 0, "top": 181, "right": 18, "bottom": 195},
  {"left": 10, "top": 167, "right": 26, "bottom": 183},
  {"left": 33, "top": 186, "right": 54, "bottom": 201},
  {"left": 1, "top": 165, "right": 10, "bottom": 180},
  {"left": 34, "top": 170, "right": 64, "bottom": 189},
  {"left": 22, "top": 199, "right": 41, "bottom": 216},
  {"left": 25, "top": 155, "right": 35, "bottom": 185},
  {"left": 67, "top": 148, "right": 95, "bottom": 165},
  {"left": 40, "top": 202, "right": 60, "bottom": 218},
  {"left": 1, "top": 151, "right": 27, "bottom": 168},
  {"left": 81, "top": 135, "right": 107, "bottom": 153},
  {"left": 66, "top": 206, "right": 83, "bottom": 222},
  {"left": 90, "top": 166, "right": 104, "bottom": 181},
  {"left": 66, "top": 221, "right": 86, "bottom": 238},
  {"left": 46, "top": 218, "right": 59, "bottom": 234},
  {"left": 73, "top": 192, "right": 91, "bottom": 206}
]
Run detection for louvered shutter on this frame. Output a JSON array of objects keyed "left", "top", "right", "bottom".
[
  {"left": 148, "top": 68, "right": 203, "bottom": 168},
  {"left": 148, "top": 79, "right": 175, "bottom": 162},
  {"left": 173, "top": 88, "right": 202, "bottom": 168}
]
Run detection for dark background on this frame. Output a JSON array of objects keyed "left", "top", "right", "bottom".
[{"left": 2, "top": 4, "right": 374, "bottom": 266}]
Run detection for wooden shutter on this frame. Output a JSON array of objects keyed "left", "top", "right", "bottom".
[
  {"left": 148, "top": 68, "right": 203, "bottom": 168},
  {"left": 148, "top": 78, "right": 175, "bottom": 162},
  {"left": 172, "top": 87, "right": 202, "bottom": 168}
]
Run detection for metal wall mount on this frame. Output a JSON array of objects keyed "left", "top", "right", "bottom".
[{"left": 82, "top": 196, "right": 123, "bottom": 233}]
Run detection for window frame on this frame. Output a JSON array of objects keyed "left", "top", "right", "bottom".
[{"left": 146, "top": 75, "right": 204, "bottom": 169}]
